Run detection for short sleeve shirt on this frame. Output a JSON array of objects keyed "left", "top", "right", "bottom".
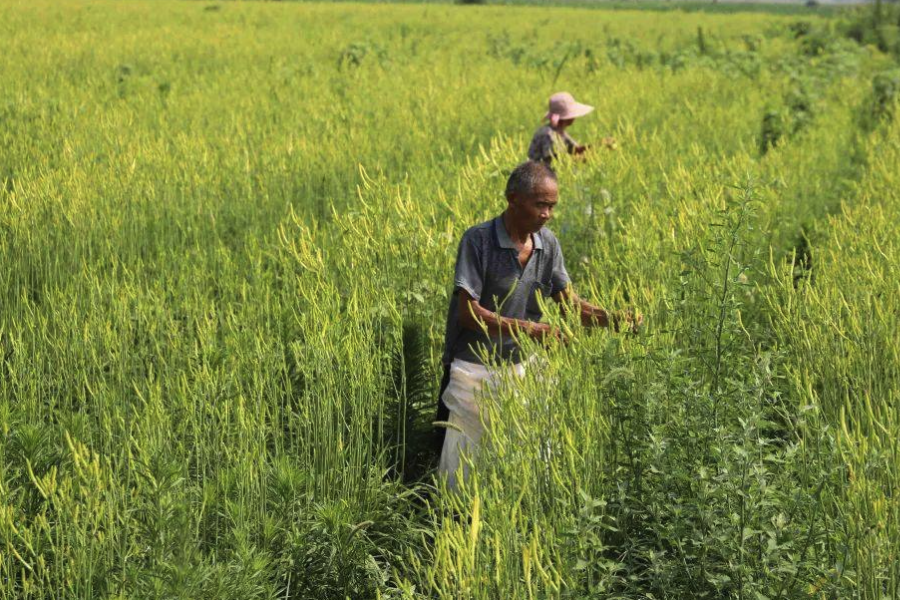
[
  {"left": 528, "top": 125, "right": 578, "bottom": 163},
  {"left": 442, "top": 215, "right": 570, "bottom": 366}
]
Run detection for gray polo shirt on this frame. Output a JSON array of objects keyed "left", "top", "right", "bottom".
[{"left": 442, "top": 214, "right": 570, "bottom": 366}]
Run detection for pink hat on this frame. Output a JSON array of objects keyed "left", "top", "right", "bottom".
[{"left": 544, "top": 92, "right": 594, "bottom": 127}]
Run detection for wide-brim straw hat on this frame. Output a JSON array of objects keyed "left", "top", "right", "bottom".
[{"left": 544, "top": 91, "right": 594, "bottom": 126}]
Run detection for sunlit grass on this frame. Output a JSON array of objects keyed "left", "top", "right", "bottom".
[{"left": 0, "top": 0, "right": 897, "bottom": 597}]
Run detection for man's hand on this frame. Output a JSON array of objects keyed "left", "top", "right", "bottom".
[
  {"left": 526, "top": 321, "right": 566, "bottom": 345},
  {"left": 553, "top": 287, "right": 643, "bottom": 334},
  {"left": 612, "top": 310, "right": 643, "bottom": 334},
  {"left": 573, "top": 145, "right": 589, "bottom": 155}
]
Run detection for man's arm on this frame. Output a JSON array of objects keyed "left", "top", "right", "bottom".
[
  {"left": 553, "top": 287, "right": 642, "bottom": 333},
  {"left": 458, "top": 290, "right": 559, "bottom": 341}
]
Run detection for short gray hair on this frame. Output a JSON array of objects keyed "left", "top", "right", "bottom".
[{"left": 505, "top": 161, "right": 557, "bottom": 199}]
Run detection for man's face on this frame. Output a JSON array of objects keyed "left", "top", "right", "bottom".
[{"left": 509, "top": 178, "right": 559, "bottom": 233}]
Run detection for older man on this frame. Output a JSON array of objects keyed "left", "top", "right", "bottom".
[{"left": 436, "top": 160, "right": 640, "bottom": 490}]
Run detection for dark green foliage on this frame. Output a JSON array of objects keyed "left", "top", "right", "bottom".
[
  {"left": 278, "top": 485, "right": 428, "bottom": 600},
  {"left": 785, "top": 85, "right": 813, "bottom": 126},
  {"left": 759, "top": 109, "right": 786, "bottom": 155},
  {"left": 742, "top": 34, "right": 762, "bottom": 52},
  {"left": 338, "top": 42, "right": 390, "bottom": 69},
  {"left": 789, "top": 20, "right": 813, "bottom": 38},
  {"left": 5, "top": 423, "right": 63, "bottom": 516},
  {"left": 387, "top": 320, "right": 438, "bottom": 483},
  {"left": 566, "top": 193, "right": 836, "bottom": 598},
  {"left": 115, "top": 63, "right": 133, "bottom": 84},
  {"left": 872, "top": 68, "right": 900, "bottom": 117},
  {"left": 115, "top": 63, "right": 134, "bottom": 99},
  {"left": 788, "top": 227, "right": 814, "bottom": 286},
  {"left": 759, "top": 83, "right": 816, "bottom": 155},
  {"left": 859, "top": 69, "right": 900, "bottom": 131},
  {"left": 839, "top": 2, "right": 900, "bottom": 57},
  {"left": 799, "top": 28, "right": 831, "bottom": 56},
  {"left": 485, "top": 19, "right": 864, "bottom": 82}
]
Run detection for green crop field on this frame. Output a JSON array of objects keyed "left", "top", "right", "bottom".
[{"left": 1, "top": 0, "right": 899, "bottom": 598}]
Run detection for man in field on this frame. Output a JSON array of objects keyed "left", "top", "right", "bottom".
[{"left": 436, "top": 160, "right": 641, "bottom": 490}]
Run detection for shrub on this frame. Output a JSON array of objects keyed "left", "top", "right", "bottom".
[{"left": 859, "top": 69, "right": 900, "bottom": 131}]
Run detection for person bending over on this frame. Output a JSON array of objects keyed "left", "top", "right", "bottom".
[{"left": 528, "top": 91, "right": 594, "bottom": 163}]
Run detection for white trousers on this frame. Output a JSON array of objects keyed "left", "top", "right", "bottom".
[{"left": 438, "top": 359, "right": 527, "bottom": 491}]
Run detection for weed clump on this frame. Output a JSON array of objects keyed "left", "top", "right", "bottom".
[
  {"left": 839, "top": 3, "right": 900, "bottom": 57},
  {"left": 859, "top": 69, "right": 900, "bottom": 131},
  {"left": 759, "top": 83, "right": 816, "bottom": 155},
  {"left": 759, "top": 110, "right": 786, "bottom": 155},
  {"left": 387, "top": 320, "right": 437, "bottom": 483},
  {"left": 338, "top": 42, "right": 389, "bottom": 69},
  {"left": 789, "top": 21, "right": 813, "bottom": 38}
]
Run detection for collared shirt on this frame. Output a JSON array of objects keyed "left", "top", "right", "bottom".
[
  {"left": 528, "top": 125, "right": 579, "bottom": 163},
  {"left": 442, "top": 215, "right": 570, "bottom": 366}
]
